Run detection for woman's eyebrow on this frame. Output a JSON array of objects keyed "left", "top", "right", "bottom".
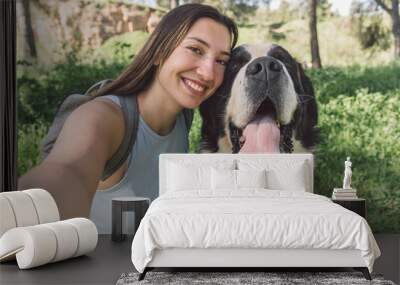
[{"left": 186, "top": 37, "right": 231, "bottom": 57}]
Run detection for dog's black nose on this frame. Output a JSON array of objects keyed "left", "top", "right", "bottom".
[
  {"left": 268, "top": 60, "right": 282, "bottom": 72},
  {"left": 246, "top": 57, "right": 282, "bottom": 76},
  {"left": 246, "top": 62, "right": 263, "bottom": 76}
]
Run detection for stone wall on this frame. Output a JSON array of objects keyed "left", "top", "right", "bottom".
[{"left": 16, "top": 0, "right": 163, "bottom": 67}]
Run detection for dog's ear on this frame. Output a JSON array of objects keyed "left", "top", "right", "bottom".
[
  {"left": 293, "top": 62, "right": 320, "bottom": 149},
  {"left": 199, "top": 95, "right": 221, "bottom": 153},
  {"left": 199, "top": 85, "right": 233, "bottom": 153}
]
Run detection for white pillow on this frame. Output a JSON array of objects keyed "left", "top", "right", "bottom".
[
  {"left": 211, "top": 168, "right": 267, "bottom": 190},
  {"left": 211, "top": 168, "right": 236, "bottom": 190},
  {"left": 237, "top": 159, "right": 308, "bottom": 191},
  {"left": 267, "top": 167, "right": 306, "bottom": 191},
  {"left": 166, "top": 159, "right": 236, "bottom": 192},
  {"left": 167, "top": 162, "right": 210, "bottom": 191},
  {"left": 236, "top": 169, "right": 267, "bottom": 188}
]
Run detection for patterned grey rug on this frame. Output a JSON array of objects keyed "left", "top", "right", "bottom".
[{"left": 116, "top": 271, "right": 396, "bottom": 285}]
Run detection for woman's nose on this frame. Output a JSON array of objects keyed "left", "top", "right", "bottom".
[{"left": 197, "top": 57, "right": 215, "bottom": 82}]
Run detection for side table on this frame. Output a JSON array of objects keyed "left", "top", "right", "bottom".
[
  {"left": 332, "top": 198, "right": 366, "bottom": 218},
  {"left": 112, "top": 197, "right": 150, "bottom": 242}
]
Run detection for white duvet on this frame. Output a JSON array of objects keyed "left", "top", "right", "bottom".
[{"left": 131, "top": 190, "right": 380, "bottom": 273}]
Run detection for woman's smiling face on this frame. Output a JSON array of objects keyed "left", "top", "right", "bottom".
[{"left": 155, "top": 17, "right": 232, "bottom": 109}]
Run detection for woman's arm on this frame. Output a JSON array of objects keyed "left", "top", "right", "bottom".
[{"left": 18, "top": 100, "right": 125, "bottom": 219}]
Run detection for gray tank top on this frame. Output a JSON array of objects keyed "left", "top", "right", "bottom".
[{"left": 89, "top": 95, "right": 188, "bottom": 234}]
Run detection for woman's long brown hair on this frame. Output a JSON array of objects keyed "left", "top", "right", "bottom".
[{"left": 93, "top": 4, "right": 238, "bottom": 98}]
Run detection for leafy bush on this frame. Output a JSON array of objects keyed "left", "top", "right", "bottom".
[
  {"left": 17, "top": 122, "right": 49, "bottom": 176},
  {"left": 17, "top": 51, "right": 128, "bottom": 176},
  {"left": 18, "top": 53, "right": 126, "bottom": 126},
  {"left": 91, "top": 31, "right": 149, "bottom": 64},
  {"left": 188, "top": 109, "right": 202, "bottom": 153},
  {"left": 306, "top": 61, "right": 400, "bottom": 104},
  {"left": 314, "top": 89, "right": 400, "bottom": 233}
]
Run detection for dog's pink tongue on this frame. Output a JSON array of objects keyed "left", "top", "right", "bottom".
[{"left": 239, "top": 115, "right": 280, "bottom": 153}]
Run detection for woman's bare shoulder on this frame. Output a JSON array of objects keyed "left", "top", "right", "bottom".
[
  {"left": 73, "top": 98, "right": 124, "bottom": 141},
  {"left": 47, "top": 98, "right": 125, "bottom": 168}
]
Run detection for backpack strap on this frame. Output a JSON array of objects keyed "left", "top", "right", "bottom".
[
  {"left": 41, "top": 94, "right": 93, "bottom": 161},
  {"left": 84, "top": 79, "right": 113, "bottom": 96},
  {"left": 84, "top": 79, "right": 139, "bottom": 181},
  {"left": 101, "top": 95, "right": 139, "bottom": 181},
  {"left": 101, "top": 98, "right": 193, "bottom": 181},
  {"left": 98, "top": 95, "right": 194, "bottom": 181}
]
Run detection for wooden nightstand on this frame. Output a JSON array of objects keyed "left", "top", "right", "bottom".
[{"left": 332, "top": 198, "right": 366, "bottom": 218}]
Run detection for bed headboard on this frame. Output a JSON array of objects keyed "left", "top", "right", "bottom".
[{"left": 159, "top": 153, "right": 314, "bottom": 195}]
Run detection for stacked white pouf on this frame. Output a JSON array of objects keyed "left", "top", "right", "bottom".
[{"left": 0, "top": 189, "right": 98, "bottom": 269}]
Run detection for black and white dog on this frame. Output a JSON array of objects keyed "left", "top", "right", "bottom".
[{"left": 199, "top": 43, "right": 319, "bottom": 154}]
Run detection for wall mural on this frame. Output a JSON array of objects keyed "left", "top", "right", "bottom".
[{"left": 16, "top": 0, "right": 400, "bottom": 233}]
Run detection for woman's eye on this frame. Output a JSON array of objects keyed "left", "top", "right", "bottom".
[
  {"left": 188, "top": 47, "right": 202, "bottom": 55},
  {"left": 216, "top": 59, "right": 229, "bottom": 67}
]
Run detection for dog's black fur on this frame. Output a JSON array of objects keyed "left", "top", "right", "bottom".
[{"left": 199, "top": 44, "right": 319, "bottom": 153}]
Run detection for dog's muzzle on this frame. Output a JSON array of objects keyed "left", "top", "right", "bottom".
[{"left": 229, "top": 56, "right": 295, "bottom": 154}]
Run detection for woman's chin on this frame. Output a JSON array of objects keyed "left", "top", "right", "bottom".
[
  {"left": 179, "top": 95, "right": 203, "bottom": 109},
  {"left": 181, "top": 100, "right": 199, "bottom": 110}
]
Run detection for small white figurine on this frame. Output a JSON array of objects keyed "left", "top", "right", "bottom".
[{"left": 343, "top": 157, "right": 352, "bottom": 189}]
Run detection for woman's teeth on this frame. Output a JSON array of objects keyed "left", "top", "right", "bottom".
[{"left": 184, "top": 79, "right": 205, "bottom": 92}]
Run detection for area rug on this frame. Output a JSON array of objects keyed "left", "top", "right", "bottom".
[{"left": 116, "top": 271, "right": 396, "bottom": 285}]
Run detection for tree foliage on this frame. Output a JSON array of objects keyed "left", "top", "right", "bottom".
[
  {"left": 351, "top": 1, "right": 392, "bottom": 51},
  {"left": 155, "top": 0, "right": 258, "bottom": 24},
  {"left": 370, "top": 0, "right": 400, "bottom": 57}
]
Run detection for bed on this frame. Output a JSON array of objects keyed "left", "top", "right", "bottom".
[{"left": 131, "top": 154, "right": 381, "bottom": 280}]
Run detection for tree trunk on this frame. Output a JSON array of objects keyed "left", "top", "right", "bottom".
[
  {"left": 375, "top": 0, "right": 400, "bottom": 58},
  {"left": 309, "top": 0, "right": 322, "bottom": 68},
  {"left": 21, "top": 0, "right": 36, "bottom": 58},
  {"left": 391, "top": 0, "right": 400, "bottom": 57}
]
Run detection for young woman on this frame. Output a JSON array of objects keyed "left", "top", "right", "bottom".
[{"left": 18, "top": 4, "right": 238, "bottom": 233}]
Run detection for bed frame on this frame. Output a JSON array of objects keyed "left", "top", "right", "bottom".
[{"left": 138, "top": 154, "right": 371, "bottom": 280}]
